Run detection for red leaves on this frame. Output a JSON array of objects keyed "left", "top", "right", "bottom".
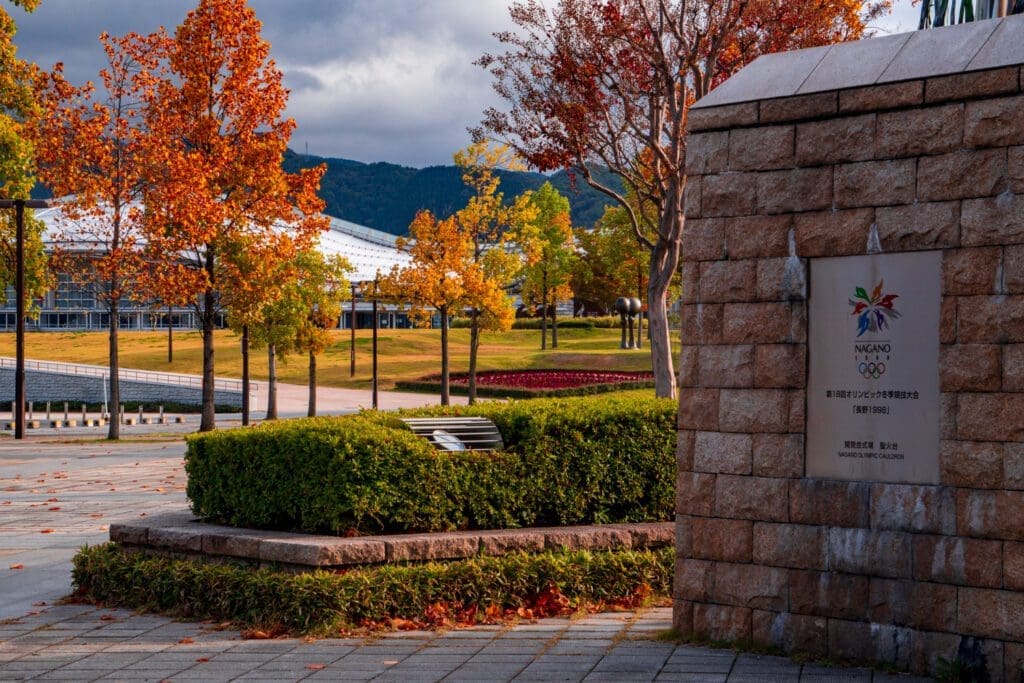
[
  {"left": 448, "top": 369, "right": 653, "bottom": 390},
  {"left": 241, "top": 624, "right": 287, "bottom": 640},
  {"left": 526, "top": 585, "right": 571, "bottom": 618}
]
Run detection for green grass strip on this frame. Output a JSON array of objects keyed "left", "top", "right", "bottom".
[{"left": 72, "top": 544, "right": 674, "bottom": 635}]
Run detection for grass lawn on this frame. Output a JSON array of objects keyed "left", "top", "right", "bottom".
[{"left": 0, "top": 327, "right": 659, "bottom": 391}]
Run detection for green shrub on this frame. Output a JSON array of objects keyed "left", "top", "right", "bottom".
[
  {"left": 394, "top": 374, "right": 655, "bottom": 399},
  {"left": 510, "top": 316, "right": 621, "bottom": 330},
  {"left": 450, "top": 316, "right": 621, "bottom": 330},
  {"left": 186, "top": 393, "right": 675, "bottom": 535},
  {"left": 73, "top": 543, "right": 673, "bottom": 634}
]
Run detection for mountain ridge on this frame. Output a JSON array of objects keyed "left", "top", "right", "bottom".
[{"left": 282, "top": 149, "right": 623, "bottom": 236}]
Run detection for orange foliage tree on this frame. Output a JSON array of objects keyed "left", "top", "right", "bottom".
[
  {"left": 380, "top": 210, "right": 503, "bottom": 406},
  {"left": 33, "top": 31, "right": 169, "bottom": 439},
  {"left": 140, "top": 0, "right": 327, "bottom": 430},
  {"left": 477, "top": 0, "right": 889, "bottom": 399}
]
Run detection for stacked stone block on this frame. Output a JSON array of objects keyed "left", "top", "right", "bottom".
[
  {"left": 0, "top": 368, "right": 244, "bottom": 407},
  {"left": 677, "top": 65, "right": 1024, "bottom": 679}
]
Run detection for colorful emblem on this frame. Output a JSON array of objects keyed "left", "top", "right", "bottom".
[{"left": 849, "top": 280, "right": 899, "bottom": 337}]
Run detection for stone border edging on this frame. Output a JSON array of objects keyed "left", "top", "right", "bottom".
[{"left": 110, "top": 511, "right": 674, "bottom": 568}]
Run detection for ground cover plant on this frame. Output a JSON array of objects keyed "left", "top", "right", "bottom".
[
  {"left": 72, "top": 543, "right": 673, "bottom": 635},
  {"left": 185, "top": 391, "right": 675, "bottom": 534},
  {"left": 0, "top": 327, "right": 655, "bottom": 392},
  {"left": 396, "top": 369, "right": 654, "bottom": 398}
]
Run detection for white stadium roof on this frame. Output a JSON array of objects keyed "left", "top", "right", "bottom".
[{"left": 33, "top": 199, "right": 409, "bottom": 283}]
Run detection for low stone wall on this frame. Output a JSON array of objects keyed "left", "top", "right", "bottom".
[
  {"left": 110, "top": 511, "right": 675, "bottom": 570},
  {"left": 0, "top": 368, "right": 243, "bottom": 407}
]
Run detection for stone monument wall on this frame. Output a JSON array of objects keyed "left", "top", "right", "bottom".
[{"left": 677, "top": 61, "right": 1024, "bottom": 679}]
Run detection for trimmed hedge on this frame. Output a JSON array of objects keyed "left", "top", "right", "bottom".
[
  {"left": 449, "top": 316, "right": 621, "bottom": 330},
  {"left": 510, "top": 316, "right": 622, "bottom": 330},
  {"left": 394, "top": 374, "right": 655, "bottom": 398},
  {"left": 185, "top": 393, "right": 675, "bottom": 535},
  {"left": 73, "top": 543, "right": 673, "bottom": 634}
]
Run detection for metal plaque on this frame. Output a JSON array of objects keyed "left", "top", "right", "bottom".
[{"left": 806, "top": 251, "right": 941, "bottom": 484}]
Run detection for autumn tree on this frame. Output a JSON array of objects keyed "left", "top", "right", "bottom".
[
  {"left": 221, "top": 234, "right": 289, "bottom": 425},
  {"left": 518, "top": 182, "right": 575, "bottom": 350},
  {"left": 236, "top": 246, "right": 349, "bottom": 419},
  {"left": 452, "top": 141, "right": 532, "bottom": 403},
  {"left": 572, "top": 204, "right": 649, "bottom": 315},
  {"left": 33, "top": 30, "right": 168, "bottom": 439},
  {"left": 140, "top": 0, "right": 327, "bottom": 430},
  {"left": 290, "top": 251, "right": 351, "bottom": 417},
  {"left": 0, "top": 0, "right": 38, "bottom": 196},
  {"left": 380, "top": 210, "right": 483, "bottom": 406},
  {"left": 0, "top": 0, "right": 49, "bottom": 326},
  {"left": 477, "top": 0, "right": 886, "bottom": 398}
]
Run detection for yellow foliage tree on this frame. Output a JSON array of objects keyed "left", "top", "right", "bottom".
[
  {"left": 452, "top": 141, "right": 534, "bottom": 403},
  {"left": 517, "top": 182, "right": 576, "bottom": 350},
  {"left": 0, "top": 0, "right": 49, "bottom": 329}
]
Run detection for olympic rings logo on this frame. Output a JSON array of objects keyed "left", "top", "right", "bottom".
[{"left": 859, "top": 361, "right": 885, "bottom": 379}]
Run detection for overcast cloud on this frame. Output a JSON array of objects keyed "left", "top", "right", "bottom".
[{"left": 13, "top": 0, "right": 920, "bottom": 168}]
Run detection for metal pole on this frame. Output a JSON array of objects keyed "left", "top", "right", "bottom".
[
  {"left": 0, "top": 199, "right": 48, "bottom": 439},
  {"left": 14, "top": 200, "right": 25, "bottom": 439},
  {"left": 350, "top": 283, "right": 358, "bottom": 377},
  {"left": 372, "top": 289, "right": 379, "bottom": 410},
  {"left": 241, "top": 324, "right": 250, "bottom": 426}
]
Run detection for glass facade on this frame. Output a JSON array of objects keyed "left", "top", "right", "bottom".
[{"left": 53, "top": 274, "right": 95, "bottom": 310}]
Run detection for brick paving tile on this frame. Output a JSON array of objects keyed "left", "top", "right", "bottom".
[
  {"left": 663, "top": 661, "right": 736, "bottom": 674},
  {"left": 0, "top": 438, "right": 935, "bottom": 683}
]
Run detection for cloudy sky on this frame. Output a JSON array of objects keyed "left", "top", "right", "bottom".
[{"left": 13, "top": 0, "right": 921, "bottom": 169}]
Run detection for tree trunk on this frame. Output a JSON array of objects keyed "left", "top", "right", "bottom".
[
  {"left": 107, "top": 300, "right": 120, "bottom": 440},
  {"left": 440, "top": 307, "right": 450, "bottom": 406},
  {"left": 647, "top": 212, "right": 682, "bottom": 400},
  {"left": 540, "top": 271, "right": 548, "bottom": 351},
  {"left": 467, "top": 310, "right": 480, "bottom": 405},
  {"left": 266, "top": 344, "right": 277, "bottom": 420},
  {"left": 551, "top": 304, "right": 558, "bottom": 349},
  {"left": 308, "top": 349, "right": 316, "bottom": 417},
  {"left": 199, "top": 246, "right": 217, "bottom": 432},
  {"left": 241, "top": 325, "right": 250, "bottom": 426},
  {"left": 636, "top": 270, "right": 644, "bottom": 348}
]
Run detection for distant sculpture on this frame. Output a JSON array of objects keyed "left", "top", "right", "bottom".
[
  {"left": 614, "top": 297, "right": 643, "bottom": 350},
  {"left": 628, "top": 297, "right": 642, "bottom": 349},
  {"left": 614, "top": 297, "right": 630, "bottom": 349}
]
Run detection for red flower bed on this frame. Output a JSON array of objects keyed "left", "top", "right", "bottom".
[{"left": 449, "top": 369, "right": 654, "bottom": 390}]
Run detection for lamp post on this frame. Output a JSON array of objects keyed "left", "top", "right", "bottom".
[
  {"left": 0, "top": 199, "right": 49, "bottom": 439},
  {"left": 371, "top": 277, "right": 379, "bottom": 410},
  {"left": 349, "top": 282, "right": 358, "bottom": 377}
]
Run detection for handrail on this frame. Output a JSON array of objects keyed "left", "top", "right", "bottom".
[{"left": 0, "top": 356, "right": 255, "bottom": 394}]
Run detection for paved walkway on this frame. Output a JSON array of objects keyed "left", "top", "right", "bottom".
[
  {"left": 4, "top": 381, "right": 466, "bottom": 439},
  {"left": 0, "top": 436, "right": 930, "bottom": 682}
]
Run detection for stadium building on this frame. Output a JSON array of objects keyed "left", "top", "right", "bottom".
[{"left": 0, "top": 202, "right": 412, "bottom": 331}]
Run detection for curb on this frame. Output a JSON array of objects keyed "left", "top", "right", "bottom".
[{"left": 110, "top": 511, "right": 675, "bottom": 569}]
